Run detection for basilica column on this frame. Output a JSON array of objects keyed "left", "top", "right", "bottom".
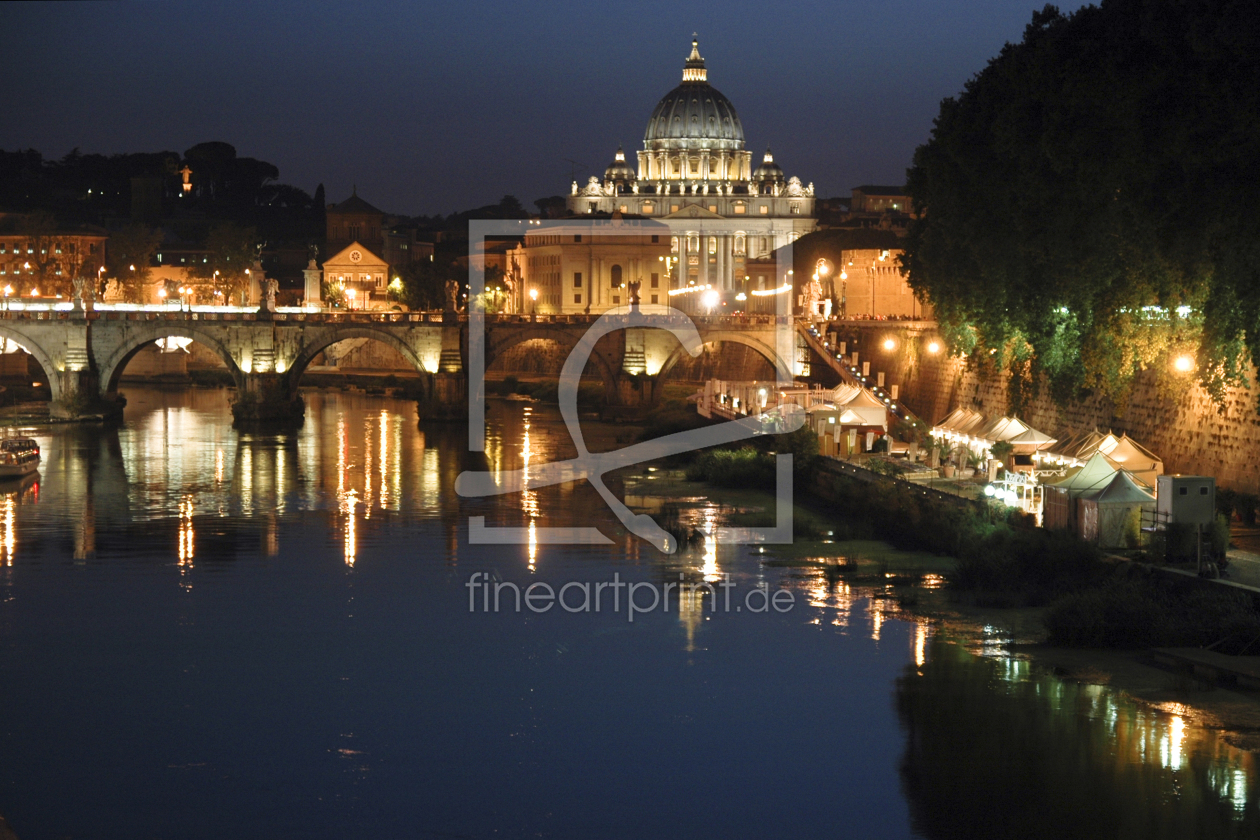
[
  {"left": 717, "top": 235, "right": 727, "bottom": 289},
  {"left": 700, "top": 150, "right": 710, "bottom": 184}
]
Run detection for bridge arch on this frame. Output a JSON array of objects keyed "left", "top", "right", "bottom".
[
  {"left": 286, "top": 325, "right": 430, "bottom": 394},
  {"left": 98, "top": 324, "right": 244, "bottom": 397},
  {"left": 655, "top": 330, "right": 792, "bottom": 385},
  {"left": 0, "top": 323, "right": 64, "bottom": 401},
  {"left": 484, "top": 324, "right": 621, "bottom": 404}
]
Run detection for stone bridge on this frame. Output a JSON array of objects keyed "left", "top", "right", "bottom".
[{"left": 0, "top": 309, "right": 809, "bottom": 424}]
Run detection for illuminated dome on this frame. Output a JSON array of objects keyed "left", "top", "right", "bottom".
[
  {"left": 643, "top": 39, "right": 745, "bottom": 152},
  {"left": 752, "top": 148, "right": 784, "bottom": 184},
  {"left": 603, "top": 145, "right": 636, "bottom": 182}
]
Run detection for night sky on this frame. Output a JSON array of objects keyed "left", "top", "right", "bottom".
[{"left": 5, "top": 0, "right": 1087, "bottom": 216}]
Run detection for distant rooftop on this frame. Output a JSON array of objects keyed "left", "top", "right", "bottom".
[
  {"left": 852, "top": 185, "right": 906, "bottom": 196},
  {"left": 328, "top": 189, "right": 384, "bottom": 216}
]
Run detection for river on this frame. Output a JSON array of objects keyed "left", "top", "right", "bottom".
[{"left": 0, "top": 386, "right": 1255, "bottom": 838}]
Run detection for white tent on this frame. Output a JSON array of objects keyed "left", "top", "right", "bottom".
[
  {"left": 1043, "top": 452, "right": 1119, "bottom": 531},
  {"left": 1077, "top": 470, "right": 1156, "bottom": 548}
]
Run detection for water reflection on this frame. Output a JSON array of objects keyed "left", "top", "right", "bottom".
[
  {"left": 0, "top": 389, "right": 449, "bottom": 568},
  {"left": 898, "top": 639, "right": 1260, "bottom": 838}
]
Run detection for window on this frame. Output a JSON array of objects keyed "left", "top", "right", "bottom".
[
  {"left": 759, "top": 205, "right": 769, "bottom": 215},
  {"left": 671, "top": 236, "right": 679, "bottom": 252},
  {"left": 650, "top": 272, "right": 659, "bottom": 288},
  {"left": 651, "top": 235, "right": 659, "bottom": 243},
  {"left": 588, "top": 202, "right": 596, "bottom": 212},
  {"left": 349, "top": 225, "right": 361, "bottom": 241},
  {"left": 642, "top": 202, "right": 654, "bottom": 214},
  {"left": 790, "top": 204, "right": 800, "bottom": 215},
  {"left": 375, "top": 275, "right": 385, "bottom": 289},
  {"left": 734, "top": 203, "right": 746, "bottom": 214},
  {"left": 734, "top": 233, "right": 745, "bottom": 254},
  {"left": 671, "top": 160, "right": 680, "bottom": 175},
  {"left": 0, "top": 244, "right": 5, "bottom": 253},
  {"left": 610, "top": 264, "right": 622, "bottom": 288},
  {"left": 708, "top": 237, "right": 717, "bottom": 255},
  {"left": 613, "top": 296, "right": 620, "bottom": 304},
  {"left": 574, "top": 294, "right": 582, "bottom": 304},
  {"left": 573, "top": 272, "right": 582, "bottom": 287},
  {"left": 574, "top": 234, "right": 582, "bottom": 242},
  {"left": 650, "top": 294, "right": 658, "bottom": 304},
  {"left": 619, "top": 205, "right": 628, "bottom": 213},
  {"left": 671, "top": 204, "right": 680, "bottom": 213},
  {"left": 688, "top": 235, "right": 699, "bottom": 252},
  {"left": 708, "top": 205, "right": 717, "bottom": 213}
]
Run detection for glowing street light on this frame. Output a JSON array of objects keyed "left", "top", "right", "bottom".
[
  {"left": 883, "top": 338, "right": 896, "bottom": 351},
  {"left": 927, "top": 341, "right": 941, "bottom": 354},
  {"left": 701, "top": 289, "right": 720, "bottom": 311},
  {"left": 1174, "top": 355, "right": 1194, "bottom": 373}
]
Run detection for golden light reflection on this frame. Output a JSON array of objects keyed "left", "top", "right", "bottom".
[
  {"left": 214, "top": 448, "right": 224, "bottom": 484},
  {"left": 700, "top": 506, "right": 719, "bottom": 582},
  {"left": 678, "top": 581, "right": 706, "bottom": 652},
  {"left": 914, "top": 621, "right": 929, "bottom": 668},
  {"left": 806, "top": 575, "right": 855, "bottom": 628},
  {"left": 379, "top": 411, "right": 389, "bottom": 509},
  {"left": 241, "top": 444, "right": 253, "bottom": 515},
  {"left": 177, "top": 494, "right": 195, "bottom": 566},
  {"left": 363, "top": 416, "right": 373, "bottom": 521},
  {"left": 522, "top": 407, "right": 539, "bottom": 570},
  {"left": 342, "top": 489, "right": 358, "bottom": 567},
  {"left": 1, "top": 495, "right": 14, "bottom": 566}
]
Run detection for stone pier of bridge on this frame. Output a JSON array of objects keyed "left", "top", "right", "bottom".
[{"left": 0, "top": 309, "right": 801, "bottom": 425}]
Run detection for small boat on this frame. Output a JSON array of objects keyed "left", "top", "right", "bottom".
[{"left": 0, "top": 438, "right": 40, "bottom": 478}]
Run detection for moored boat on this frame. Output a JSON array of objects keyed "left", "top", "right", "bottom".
[{"left": 0, "top": 438, "right": 40, "bottom": 478}]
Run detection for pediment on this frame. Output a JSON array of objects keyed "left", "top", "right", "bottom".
[
  {"left": 323, "top": 241, "right": 388, "bottom": 268},
  {"left": 661, "top": 203, "right": 725, "bottom": 219}
]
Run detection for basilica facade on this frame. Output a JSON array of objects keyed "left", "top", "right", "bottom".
[{"left": 510, "top": 39, "right": 816, "bottom": 314}]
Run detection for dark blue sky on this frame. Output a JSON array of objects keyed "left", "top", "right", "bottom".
[{"left": 4, "top": 0, "right": 1087, "bottom": 216}]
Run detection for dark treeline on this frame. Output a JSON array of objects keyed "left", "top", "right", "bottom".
[
  {"left": 904, "top": 0, "right": 1260, "bottom": 411},
  {"left": 0, "top": 142, "right": 324, "bottom": 246}
]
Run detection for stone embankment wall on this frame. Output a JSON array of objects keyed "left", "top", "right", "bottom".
[{"left": 829, "top": 323, "right": 1260, "bottom": 493}]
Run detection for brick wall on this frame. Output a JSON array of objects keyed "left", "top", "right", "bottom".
[{"left": 837, "top": 323, "right": 1260, "bottom": 493}]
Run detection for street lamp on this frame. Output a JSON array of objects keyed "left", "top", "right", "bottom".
[
  {"left": 346, "top": 287, "right": 357, "bottom": 311},
  {"left": 529, "top": 287, "right": 538, "bottom": 316}
]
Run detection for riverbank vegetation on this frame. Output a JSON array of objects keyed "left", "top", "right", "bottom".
[
  {"left": 800, "top": 464, "right": 1260, "bottom": 651},
  {"left": 904, "top": 0, "right": 1260, "bottom": 410}
]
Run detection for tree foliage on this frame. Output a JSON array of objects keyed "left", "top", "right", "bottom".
[
  {"left": 904, "top": 0, "right": 1260, "bottom": 409},
  {"left": 105, "top": 224, "right": 163, "bottom": 299},
  {"left": 188, "top": 222, "right": 259, "bottom": 303}
]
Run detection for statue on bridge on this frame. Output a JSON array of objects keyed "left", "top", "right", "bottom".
[
  {"left": 71, "top": 276, "right": 94, "bottom": 313},
  {"left": 262, "top": 277, "right": 279, "bottom": 313},
  {"left": 445, "top": 279, "right": 461, "bottom": 313},
  {"left": 628, "top": 278, "right": 641, "bottom": 309}
]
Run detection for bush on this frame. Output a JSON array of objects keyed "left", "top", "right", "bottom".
[
  {"left": 1045, "top": 577, "right": 1260, "bottom": 650},
  {"left": 686, "top": 447, "right": 775, "bottom": 488}
]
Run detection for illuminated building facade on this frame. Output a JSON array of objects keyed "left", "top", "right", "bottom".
[{"left": 512, "top": 38, "right": 816, "bottom": 313}]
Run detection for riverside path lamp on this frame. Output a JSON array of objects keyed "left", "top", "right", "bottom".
[{"left": 529, "top": 287, "right": 538, "bottom": 318}]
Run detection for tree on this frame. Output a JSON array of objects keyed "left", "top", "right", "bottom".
[
  {"left": 189, "top": 222, "right": 259, "bottom": 304},
  {"left": 18, "top": 211, "right": 87, "bottom": 297},
  {"left": 105, "top": 224, "right": 163, "bottom": 300},
  {"left": 903, "top": 0, "right": 1260, "bottom": 410}
]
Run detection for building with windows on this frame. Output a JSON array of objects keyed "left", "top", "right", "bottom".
[
  {"left": 509, "top": 38, "right": 816, "bottom": 311},
  {"left": 326, "top": 190, "right": 386, "bottom": 259},
  {"left": 506, "top": 222, "right": 670, "bottom": 315},
  {"left": 0, "top": 218, "right": 107, "bottom": 295},
  {"left": 322, "top": 242, "right": 390, "bottom": 310}
]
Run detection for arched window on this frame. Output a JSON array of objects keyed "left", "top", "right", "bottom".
[{"left": 610, "top": 264, "right": 622, "bottom": 288}]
